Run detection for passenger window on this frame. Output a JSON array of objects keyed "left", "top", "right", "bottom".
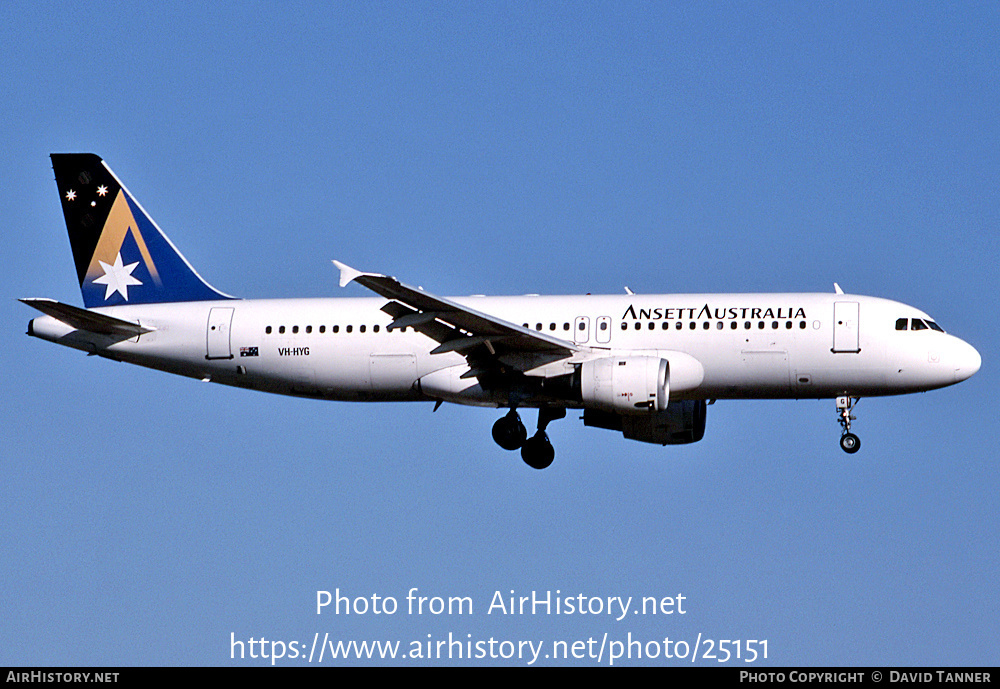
[
  {"left": 895, "top": 318, "right": 908, "bottom": 331},
  {"left": 266, "top": 326, "right": 272, "bottom": 334},
  {"left": 279, "top": 326, "right": 286, "bottom": 334}
]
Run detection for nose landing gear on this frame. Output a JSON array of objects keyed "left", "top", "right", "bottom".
[{"left": 836, "top": 396, "right": 861, "bottom": 454}]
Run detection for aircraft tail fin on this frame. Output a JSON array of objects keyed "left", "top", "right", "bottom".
[{"left": 50, "top": 153, "right": 235, "bottom": 307}]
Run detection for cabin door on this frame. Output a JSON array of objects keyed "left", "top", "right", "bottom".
[
  {"left": 206, "top": 307, "right": 234, "bottom": 359},
  {"left": 832, "top": 302, "right": 860, "bottom": 353}
]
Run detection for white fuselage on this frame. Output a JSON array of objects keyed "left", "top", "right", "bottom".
[{"left": 28, "top": 292, "right": 981, "bottom": 407}]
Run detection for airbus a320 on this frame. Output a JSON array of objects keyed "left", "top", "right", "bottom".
[{"left": 23, "top": 154, "right": 981, "bottom": 468}]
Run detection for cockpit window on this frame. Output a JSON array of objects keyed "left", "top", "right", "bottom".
[{"left": 896, "top": 317, "right": 945, "bottom": 333}]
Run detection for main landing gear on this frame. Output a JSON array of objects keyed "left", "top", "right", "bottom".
[
  {"left": 492, "top": 407, "right": 566, "bottom": 470},
  {"left": 491, "top": 409, "right": 526, "bottom": 451},
  {"left": 836, "top": 396, "right": 861, "bottom": 454}
]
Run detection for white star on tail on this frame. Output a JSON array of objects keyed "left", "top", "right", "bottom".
[{"left": 92, "top": 252, "right": 142, "bottom": 300}]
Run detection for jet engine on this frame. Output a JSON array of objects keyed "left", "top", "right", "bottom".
[
  {"left": 583, "top": 400, "right": 708, "bottom": 445},
  {"left": 579, "top": 356, "right": 669, "bottom": 413}
]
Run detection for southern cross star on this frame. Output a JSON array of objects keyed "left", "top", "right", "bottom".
[{"left": 92, "top": 252, "right": 142, "bottom": 301}]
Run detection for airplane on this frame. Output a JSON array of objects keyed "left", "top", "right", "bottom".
[{"left": 23, "top": 154, "right": 981, "bottom": 469}]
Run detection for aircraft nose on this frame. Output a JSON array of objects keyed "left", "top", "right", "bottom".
[{"left": 952, "top": 339, "right": 981, "bottom": 383}]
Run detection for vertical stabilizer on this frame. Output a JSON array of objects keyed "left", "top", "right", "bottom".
[{"left": 50, "top": 153, "right": 235, "bottom": 307}]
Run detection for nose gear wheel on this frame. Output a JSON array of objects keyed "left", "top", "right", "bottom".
[{"left": 836, "top": 396, "right": 861, "bottom": 454}]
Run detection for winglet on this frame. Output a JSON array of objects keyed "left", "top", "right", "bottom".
[{"left": 332, "top": 260, "right": 365, "bottom": 288}]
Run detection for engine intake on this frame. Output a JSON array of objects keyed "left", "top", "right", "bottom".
[{"left": 579, "top": 356, "right": 668, "bottom": 413}]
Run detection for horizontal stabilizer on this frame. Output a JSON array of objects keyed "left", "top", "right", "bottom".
[{"left": 20, "top": 298, "right": 153, "bottom": 336}]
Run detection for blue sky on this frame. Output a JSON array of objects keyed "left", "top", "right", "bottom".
[{"left": 2, "top": 1, "right": 997, "bottom": 666}]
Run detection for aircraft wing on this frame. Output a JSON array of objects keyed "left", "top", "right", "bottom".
[
  {"left": 20, "top": 298, "right": 153, "bottom": 336},
  {"left": 333, "top": 261, "right": 579, "bottom": 373}
]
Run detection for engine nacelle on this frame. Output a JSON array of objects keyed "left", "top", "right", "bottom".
[
  {"left": 579, "top": 356, "right": 668, "bottom": 414},
  {"left": 583, "top": 400, "right": 708, "bottom": 445}
]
